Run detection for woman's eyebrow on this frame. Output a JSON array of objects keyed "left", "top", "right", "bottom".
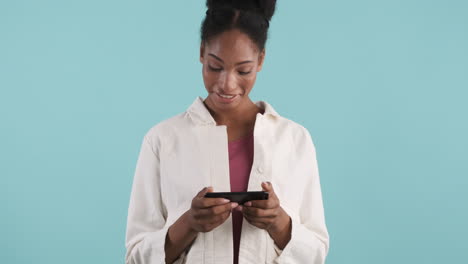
[{"left": 208, "top": 53, "right": 253, "bottom": 65}]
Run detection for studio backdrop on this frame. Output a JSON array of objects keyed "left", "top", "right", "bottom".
[{"left": 1, "top": 0, "right": 467, "bottom": 263}]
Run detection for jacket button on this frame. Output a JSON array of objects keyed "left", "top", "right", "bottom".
[{"left": 256, "top": 166, "right": 263, "bottom": 174}]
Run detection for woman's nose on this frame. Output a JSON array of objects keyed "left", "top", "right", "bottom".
[{"left": 218, "top": 72, "right": 236, "bottom": 93}]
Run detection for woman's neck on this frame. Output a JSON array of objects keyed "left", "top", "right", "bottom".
[{"left": 203, "top": 99, "right": 263, "bottom": 128}]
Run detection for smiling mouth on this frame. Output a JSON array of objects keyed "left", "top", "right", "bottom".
[
  {"left": 218, "top": 93, "right": 236, "bottom": 99},
  {"left": 215, "top": 92, "right": 239, "bottom": 103}
]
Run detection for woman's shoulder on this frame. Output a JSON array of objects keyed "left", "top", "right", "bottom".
[
  {"left": 267, "top": 111, "right": 313, "bottom": 140},
  {"left": 290, "top": 121, "right": 316, "bottom": 148},
  {"left": 254, "top": 99, "right": 316, "bottom": 149},
  {"left": 143, "top": 111, "right": 191, "bottom": 140},
  {"left": 258, "top": 100, "right": 311, "bottom": 134}
]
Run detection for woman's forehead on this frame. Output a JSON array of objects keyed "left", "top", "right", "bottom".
[{"left": 204, "top": 30, "right": 259, "bottom": 61}]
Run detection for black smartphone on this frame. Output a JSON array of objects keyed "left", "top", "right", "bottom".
[{"left": 204, "top": 191, "right": 269, "bottom": 204}]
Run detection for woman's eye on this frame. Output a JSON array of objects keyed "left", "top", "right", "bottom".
[
  {"left": 208, "top": 65, "right": 222, "bottom": 72},
  {"left": 238, "top": 70, "right": 251, "bottom": 75}
]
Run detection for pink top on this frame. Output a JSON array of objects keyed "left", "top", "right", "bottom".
[{"left": 228, "top": 130, "right": 254, "bottom": 264}]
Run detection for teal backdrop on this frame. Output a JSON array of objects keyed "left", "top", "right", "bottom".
[{"left": 1, "top": 0, "right": 467, "bottom": 263}]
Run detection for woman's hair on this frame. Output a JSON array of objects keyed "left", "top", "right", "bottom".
[{"left": 201, "top": 0, "right": 277, "bottom": 51}]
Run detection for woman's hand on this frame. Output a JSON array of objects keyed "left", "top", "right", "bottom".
[
  {"left": 236, "top": 182, "right": 292, "bottom": 249},
  {"left": 165, "top": 186, "right": 235, "bottom": 263},
  {"left": 186, "top": 186, "right": 238, "bottom": 233}
]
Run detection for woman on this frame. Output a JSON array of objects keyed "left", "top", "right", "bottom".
[{"left": 125, "top": 1, "right": 329, "bottom": 263}]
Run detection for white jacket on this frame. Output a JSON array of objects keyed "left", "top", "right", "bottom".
[{"left": 125, "top": 96, "right": 330, "bottom": 264}]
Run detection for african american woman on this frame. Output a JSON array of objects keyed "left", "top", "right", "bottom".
[{"left": 125, "top": 1, "right": 330, "bottom": 263}]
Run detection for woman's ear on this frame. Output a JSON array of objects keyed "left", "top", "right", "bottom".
[
  {"left": 257, "top": 49, "right": 266, "bottom": 72},
  {"left": 200, "top": 43, "right": 205, "bottom": 63}
]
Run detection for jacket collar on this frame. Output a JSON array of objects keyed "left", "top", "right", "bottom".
[{"left": 186, "top": 96, "right": 280, "bottom": 126}]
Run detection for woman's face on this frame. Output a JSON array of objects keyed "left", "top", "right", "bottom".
[{"left": 200, "top": 29, "right": 265, "bottom": 112}]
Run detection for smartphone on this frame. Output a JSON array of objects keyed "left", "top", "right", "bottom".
[{"left": 204, "top": 191, "right": 269, "bottom": 204}]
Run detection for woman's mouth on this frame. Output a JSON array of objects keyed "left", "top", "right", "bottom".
[{"left": 216, "top": 93, "right": 238, "bottom": 103}]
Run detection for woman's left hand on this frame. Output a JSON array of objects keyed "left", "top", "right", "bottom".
[{"left": 236, "top": 182, "right": 291, "bottom": 239}]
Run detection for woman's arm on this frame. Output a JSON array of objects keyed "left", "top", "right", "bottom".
[
  {"left": 271, "top": 126, "right": 329, "bottom": 263},
  {"left": 126, "top": 133, "right": 236, "bottom": 263},
  {"left": 164, "top": 211, "right": 198, "bottom": 263},
  {"left": 266, "top": 207, "right": 292, "bottom": 249},
  {"left": 231, "top": 126, "right": 329, "bottom": 263},
  {"left": 125, "top": 135, "right": 175, "bottom": 264},
  {"left": 238, "top": 182, "right": 292, "bottom": 249},
  {"left": 165, "top": 187, "right": 237, "bottom": 263}
]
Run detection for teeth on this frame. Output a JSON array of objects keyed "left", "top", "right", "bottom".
[{"left": 219, "top": 94, "right": 235, "bottom": 99}]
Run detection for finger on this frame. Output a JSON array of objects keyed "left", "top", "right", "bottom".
[
  {"left": 198, "top": 197, "right": 232, "bottom": 208},
  {"left": 193, "top": 188, "right": 232, "bottom": 208},
  {"left": 244, "top": 212, "right": 275, "bottom": 225},
  {"left": 205, "top": 202, "right": 238, "bottom": 215},
  {"left": 200, "top": 222, "right": 217, "bottom": 233},
  {"left": 193, "top": 187, "right": 216, "bottom": 209},
  {"left": 261, "top": 181, "right": 273, "bottom": 192},
  {"left": 243, "top": 213, "right": 273, "bottom": 223},
  {"left": 196, "top": 186, "right": 213, "bottom": 198},
  {"left": 242, "top": 206, "right": 277, "bottom": 218},
  {"left": 195, "top": 202, "right": 237, "bottom": 218},
  {"left": 261, "top": 182, "right": 277, "bottom": 198},
  {"left": 245, "top": 198, "right": 277, "bottom": 209},
  {"left": 243, "top": 216, "right": 269, "bottom": 229},
  {"left": 208, "top": 210, "right": 231, "bottom": 225}
]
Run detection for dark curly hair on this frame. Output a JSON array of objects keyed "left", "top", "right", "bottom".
[{"left": 201, "top": 0, "right": 277, "bottom": 51}]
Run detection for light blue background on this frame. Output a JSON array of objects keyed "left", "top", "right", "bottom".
[{"left": 1, "top": 0, "right": 467, "bottom": 263}]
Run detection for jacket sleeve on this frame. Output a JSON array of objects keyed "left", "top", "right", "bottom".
[
  {"left": 273, "top": 127, "right": 330, "bottom": 264},
  {"left": 125, "top": 134, "right": 187, "bottom": 264}
]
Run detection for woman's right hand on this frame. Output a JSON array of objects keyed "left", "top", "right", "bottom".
[
  {"left": 165, "top": 186, "right": 235, "bottom": 263},
  {"left": 186, "top": 186, "right": 238, "bottom": 233}
]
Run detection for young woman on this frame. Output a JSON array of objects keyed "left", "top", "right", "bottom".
[{"left": 125, "top": 1, "right": 329, "bottom": 263}]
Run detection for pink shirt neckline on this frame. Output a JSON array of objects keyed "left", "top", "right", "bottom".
[
  {"left": 228, "top": 130, "right": 254, "bottom": 264},
  {"left": 228, "top": 130, "right": 254, "bottom": 144}
]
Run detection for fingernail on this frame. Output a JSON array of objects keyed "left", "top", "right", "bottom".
[
  {"left": 245, "top": 202, "right": 252, "bottom": 206},
  {"left": 231, "top": 202, "right": 238, "bottom": 208},
  {"left": 222, "top": 199, "right": 230, "bottom": 203}
]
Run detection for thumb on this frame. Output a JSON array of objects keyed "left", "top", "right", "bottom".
[
  {"left": 261, "top": 181, "right": 273, "bottom": 191},
  {"left": 197, "top": 186, "right": 213, "bottom": 198}
]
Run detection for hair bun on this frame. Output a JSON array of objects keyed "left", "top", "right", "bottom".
[{"left": 206, "top": 0, "right": 276, "bottom": 21}]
